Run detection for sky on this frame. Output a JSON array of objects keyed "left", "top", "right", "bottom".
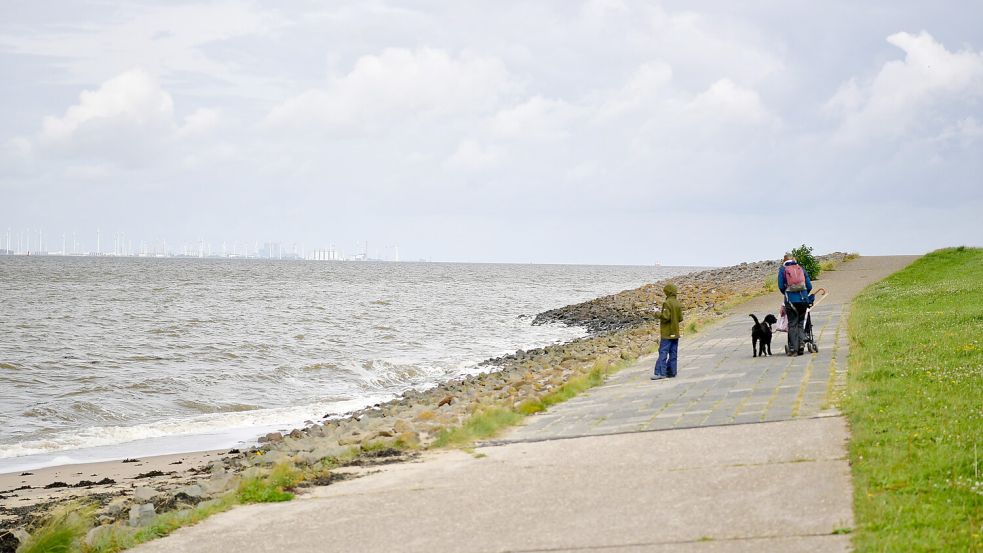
[{"left": 1, "top": 0, "right": 981, "bottom": 265}]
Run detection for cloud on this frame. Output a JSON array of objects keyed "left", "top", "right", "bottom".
[
  {"left": 40, "top": 68, "right": 175, "bottom": 146},
  {"left": 686, "top": 78, "right": 777, "bottom": 126},
  {"left": 266, "top": 48, "right": 515, "bottom": 134},
  {"left": 0, "top": 2, "right": 284, "bottom": 93},
  {"left": 827, "top": 31, "right": 983, "bottom": 142},
  {"left": 21, "top": 68, "right": 224, "bottom": 169},
  {"left": 178, "top": 108, "right": 221, "bottom": 137},
  {"left": 443, "top": 139, "right": 500, "bottom": 171},
  {"left": 596, "top": 62, "right": 674, "bottom": 120},
  {"left": 490, "top": 96, "right": 579, "bottom": 141}
]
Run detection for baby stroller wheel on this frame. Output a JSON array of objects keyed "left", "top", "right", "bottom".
[
  {"left": 812, "top": 343, "right": 819, "bottom": 353},
  {"left": 806, "top": 343, "right": 815, "bottom": 353}
]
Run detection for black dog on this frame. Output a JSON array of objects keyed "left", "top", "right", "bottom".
[{"left": 749, "top": 314, "right": 777, "bottom": 357}]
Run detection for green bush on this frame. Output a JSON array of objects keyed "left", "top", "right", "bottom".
[{"left": 791, "top": 244, "right": 822, "bottom": 280}]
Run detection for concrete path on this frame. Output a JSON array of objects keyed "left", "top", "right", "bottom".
[{"left": 135, "top": 256, "right": 916, "bottom": 553}]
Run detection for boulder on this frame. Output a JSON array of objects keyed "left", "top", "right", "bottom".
[
  {"left": 104, "top": 497, "right": 130, "bottom": 517},
  {"left": 173, "top": 484, "right": 205, "bottom": 501},
  {"left": 128, "top": 503, "right": 156, "bottom": 527},
  {"left": 253, "top": 450, "right": 289, "bottom": 467},
  {"left": 204, "top": 473, "right": 239, "bottom": 495},
  {"left": 133, "top": 486, "right": 157, "bottom": 502},
  {"left": 85, "top": 524, "right": 119, "bottom": 547}
]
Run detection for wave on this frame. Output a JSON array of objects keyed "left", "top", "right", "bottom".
[{"left": 0, "top": 395, "right": 392, "bottom": 460}]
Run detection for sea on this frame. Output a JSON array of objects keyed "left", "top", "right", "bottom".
[{"left": 0, "top": 256, "right": 695, "bottom": 472}]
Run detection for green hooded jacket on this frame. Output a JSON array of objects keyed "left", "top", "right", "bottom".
[{"left": 659, "top": 283, "right": 683, "bottom": 340}]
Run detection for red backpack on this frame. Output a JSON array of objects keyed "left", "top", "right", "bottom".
[{"left": 784, "top": 263, "right": 806, "bottom": 292}]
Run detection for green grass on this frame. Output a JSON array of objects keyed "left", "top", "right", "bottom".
[
  {"left": 821, "top": 260, "right": 836, "bottom": 273},
  {"left": 15, "top": 504, "right": 93, "bottom": 553},
  {"left": 85, "top": 494, "right": 237, "bottom": 553},
  {"left": 237, "top": 463, "right": 302, "bottom": 503},
  {"left": 763, "top": 275, "right": 778, "bottom": 292},
  {"left": 433, "top": 407, "right": 524, "bottom": 447},
  {"left": 436, "top": 359, "right": 623, "bottom": 448},
  {"left": 844, "top": 247, "right": 983, "bottom": 552}
]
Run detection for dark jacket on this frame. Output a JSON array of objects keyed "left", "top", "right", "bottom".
[
  {"left": 778, "top": 260, "right": 813, "bottom": 304},
  {"left": 659, "top": 283, "right": 683, "bottom": 340}
]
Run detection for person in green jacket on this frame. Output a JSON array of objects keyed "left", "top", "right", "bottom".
[{"left": 652, "top": 283, "right": 683, "bottom": 380}]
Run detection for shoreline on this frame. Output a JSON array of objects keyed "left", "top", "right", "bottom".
[{"left": 0, "top": 253, "right": 848, "bottom": 546}]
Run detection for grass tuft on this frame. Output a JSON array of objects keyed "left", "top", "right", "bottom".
[
  {"left": 237, "top": 463, "right": 302, "bottom": 504},
  {"left": 844, "top": 247, "right": 983, "bottom": 551},
  {"left": 16, "top": 503, "right": 93, "bottom": 553},
  {"left": 434, "top": 407, "right": 523, "bottom": 447},
  {"left": 763, "top": 275, "right": 778, "bottom": 292},
  {"left": 85, "top": 493, "right": 237, "bottom": 553}
]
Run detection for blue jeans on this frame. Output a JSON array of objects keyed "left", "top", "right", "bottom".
[{"left": 654, "top": 339, "right": 679, "bottom": 377}]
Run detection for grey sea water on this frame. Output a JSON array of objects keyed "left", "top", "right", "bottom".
[{"left": 0, "top": 257, "right": 694, "bottom": 470}]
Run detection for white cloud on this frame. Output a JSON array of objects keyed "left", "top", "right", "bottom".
[
  {"left": 0, "top": 2, "right": 284, "bottom": 93},
  {"left": 686, "top": 78, "right": 777, "bottom": 126},
  {"left": 596, "top": 62, "right": 673, "bottom": 120},
  {"left": 20, "top": 68, "right": 224, "bottom": 169},
  {"left": 444, "top": 139, "right": 500, "bottom": 171},
  {"left": 827, "top": 31, "right": 983, "bottom": 141},
  {"left": 178, "top": 108, "right": 221, "bottom": 137},
  {"left": 40, "top": 68, "right": 175, "bottom": 145},
  {"left": 266, "top": 48, "right": 515, "bottom": 134},
  {"left": 490, "top": 96, "right": 579, "bottom": 140}
]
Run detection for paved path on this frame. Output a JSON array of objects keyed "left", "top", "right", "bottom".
[
  {"left": 135, "top": 256, "right": 917, "bottom": 553},
  {"left": 504, "top": 257, "right": 899, "bottom": 440}
]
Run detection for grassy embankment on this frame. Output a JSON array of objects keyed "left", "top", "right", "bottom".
[{"left": 845, "top": 247, "right": 982, "bottom": 551}]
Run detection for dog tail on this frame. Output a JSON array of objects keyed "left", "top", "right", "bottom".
[{"left": 749, "top": 314, "right": 760, "bottom": 325}]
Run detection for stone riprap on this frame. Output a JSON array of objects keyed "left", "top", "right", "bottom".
[{"left": 533, "top": 253, "right": 847, "bottom": 333}]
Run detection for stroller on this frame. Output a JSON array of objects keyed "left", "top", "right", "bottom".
[{"left": 778, "top": 288, "right": 827, "bottom": 355}]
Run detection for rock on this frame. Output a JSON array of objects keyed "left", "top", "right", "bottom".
[
  {"left": 259, "top": 432, "right": 283, "bottom": 444},
  {"left": 204, "top": 473, "right": 238, "bottom": 495},
  {"left": 128, "top": 503, "right": 156, "bottom": 527},
  {"left": 393, "top": 419, "right": 415, "bottom": 435},
  {"left": 85, "top": 524, "right": 117, "bottom": 547},
  {"left": 253, "top": 450, "right": 289, "bottom": 466},
  {"left": 173, "top": 484, "right": 205, "bottom": 501},
  {"left": 437, "top": 395, "right": 454, "bottom": 407},
  {"left": 133, "top": 486, "right": 157, "bottom": 502},
  {"left": 104, "top": 497, "right": 130, "bottom": 517},
  {"left": 288, "top": 429, "right": 304, "bottom": 439},
  {"left": 337, "top": 432, "right": 363, "bottom": 446}
]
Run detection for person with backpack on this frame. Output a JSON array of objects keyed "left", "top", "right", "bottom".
[
  {"left": 652, "top": 283, "right": 683, "bottom": 380},
  {"left": 778, "top": 252, "right": 813, "bottom": 356}
]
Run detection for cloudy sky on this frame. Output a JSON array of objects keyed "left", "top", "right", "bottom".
[{"left": 1, "top": 1, "right": 981, "bottom": 265}]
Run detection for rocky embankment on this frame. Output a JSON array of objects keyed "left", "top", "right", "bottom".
[
  {"left": 0, "top": 253, "right": 848, "bottom": 552},
  {"left": 534, "top": 253, "right": 847, "bottom": 333}
]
